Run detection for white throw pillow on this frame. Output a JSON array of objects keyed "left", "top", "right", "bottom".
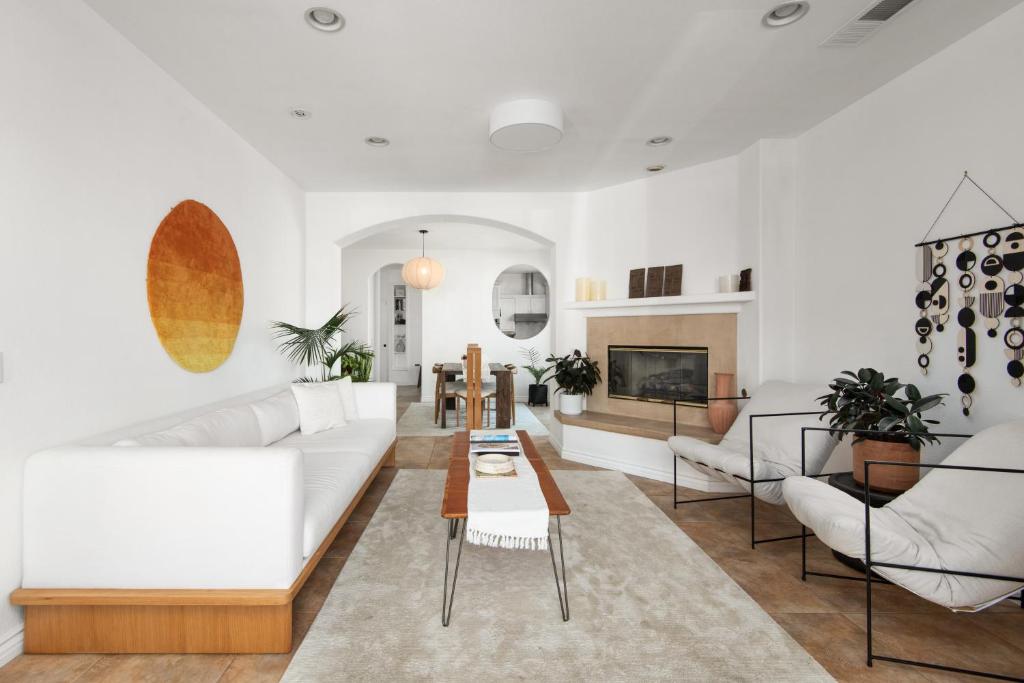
[
  {"left": 335, "top": 376, "right": 359, "bottom": 420},
  {"left": 291, "top": 383, "right": 347, "bottom": 436},
  {"left": 250, "top": 391, "right": 301, "bottom": 445}
]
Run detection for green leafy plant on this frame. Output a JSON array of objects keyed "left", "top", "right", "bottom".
[
  {"left": 270, "top": 305, "right": 374, "bottom": 382},
  {"left": 544, "top": 350, "right": 602, "bottom": 396},
  {"left": 818, "top": 368, "right": 945, "bottom": 449},
  {"left": 519, "top": 347, "right": 550, "bottom": 384}
]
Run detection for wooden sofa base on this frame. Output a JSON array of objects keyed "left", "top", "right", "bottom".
[
  {"left": 23, "top": 603, "right": 291, "bottom": 654},
  {"left": 13, "top": 438, "right": 397, "bottom": 654}
]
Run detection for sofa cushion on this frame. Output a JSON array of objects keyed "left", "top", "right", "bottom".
[
  {"left": 291, "top": 383, "right": 346, "bottom": 436},
  {"left": 251, "top": 391, "right": 300, "bottom": 446},
  {"left": 335, "top": 376, "right": 359, "bottom": 420},
  {"left": 116, "top": 405, "right": 262, "bottom": 448},
  {"left": 275, "top": 418, "right": 396, "bottom": 457},
  {"left": 301, "top": 450, "right": 378, "bottom": 557}
]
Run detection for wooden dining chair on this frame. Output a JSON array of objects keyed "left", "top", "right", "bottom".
[{"left": 433, "top": 364, "right": 465, "bottom": 425}]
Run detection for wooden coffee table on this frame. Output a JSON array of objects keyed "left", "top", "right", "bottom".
[{"left": 440, "top": 430, "right": 571, "bottom": 626}]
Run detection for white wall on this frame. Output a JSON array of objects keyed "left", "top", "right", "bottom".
[
  {"left": 0, "top": 0, "right": 305, "bottom": 660},
  {"left": 792, "top": 2, "right": 1024, "bottom": 456},
  {"left": 342, "top": 247, "right": 554, "bottom": 401}
]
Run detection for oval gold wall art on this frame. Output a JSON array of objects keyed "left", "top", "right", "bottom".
[{"left": 147, "top": 200, "right": 244, "bottom": 373}]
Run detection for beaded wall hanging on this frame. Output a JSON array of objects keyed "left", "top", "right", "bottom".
[{"left": 915, "top": 172, "right": 1022, "bottom": 416}]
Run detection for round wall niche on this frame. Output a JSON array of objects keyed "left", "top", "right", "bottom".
[{"left": 491, "top": 266, "right": 549, "bottom": 340}]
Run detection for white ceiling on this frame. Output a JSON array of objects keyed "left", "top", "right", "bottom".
[
  {"left": 344, "top": 221, "right": 549, "bottom": 251},
  {"left": 84, "top": 0, "right": 1020, "bottom": 192}
]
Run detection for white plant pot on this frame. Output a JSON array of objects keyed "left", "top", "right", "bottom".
[{"left": 560, "top": 393, "right": 584, "bottom": 415}]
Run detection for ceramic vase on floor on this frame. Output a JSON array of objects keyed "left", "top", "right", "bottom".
[{"left": 707, "top": 373, "right": 738, "bottom": 434}]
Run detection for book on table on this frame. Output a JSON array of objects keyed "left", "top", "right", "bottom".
[
  {"left": 469, "top": 429, "right": 521, "bottom": 456},
  {"left": 469, "top": 429, "right": 517, "bottom": 443}
]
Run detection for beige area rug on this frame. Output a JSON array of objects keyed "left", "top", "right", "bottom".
[
  {"left": 397, "top": 401, "right": 550, "bottom": 437},
  {"left": 283, "top": 470, "right": 832, "bottom": 682}
]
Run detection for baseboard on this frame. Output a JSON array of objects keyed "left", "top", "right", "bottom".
[
  {"left": 561, "top": 446, "right": 740, "bottom": 492},
  {"left": 0, "top": 625, "right": 24, "bottom": 667}
]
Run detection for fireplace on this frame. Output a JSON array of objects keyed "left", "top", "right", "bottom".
[{"left": 607, "top": 346, "right": 709, "bottom": 407}]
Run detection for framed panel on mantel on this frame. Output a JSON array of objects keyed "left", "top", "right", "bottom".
[
  {"left": 585, "top": 313, "right": 737, "bottom": 429},
  {"left": 629, "top": 268, "right": 646, "bottom": 298}
]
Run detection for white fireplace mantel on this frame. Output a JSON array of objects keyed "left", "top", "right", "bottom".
[{"left": 562, "top": 291, "right": 755, "bottom": 317}]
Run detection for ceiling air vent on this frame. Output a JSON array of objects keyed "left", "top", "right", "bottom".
[{"left": 820, "top": 0, "right": 917, "bottom": 48}]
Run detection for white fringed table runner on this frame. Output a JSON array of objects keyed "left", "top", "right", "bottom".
[{"left": 467, "top": 452, "right": 550, "bottom": 550}]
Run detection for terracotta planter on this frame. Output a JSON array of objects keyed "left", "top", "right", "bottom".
[
  {"left": 852, "top": 437, "right": 920, "bottom": 493},
  {"left": 707, "top": 373, "right": 738, "bottom": 434}
]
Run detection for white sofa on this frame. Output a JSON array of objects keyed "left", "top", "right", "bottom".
[{"left": 14, "top": 381, "right": 397, "bottom": 654}]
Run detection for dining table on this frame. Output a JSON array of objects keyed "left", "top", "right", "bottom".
[{"left": 433, "top": 361, "right": 516, "bottom": 429}]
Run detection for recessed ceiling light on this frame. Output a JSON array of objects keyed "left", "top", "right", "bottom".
[
  {"left": 762, "top": 2, "right": 810, "bottom": 28},
  {"left": 305, "top": 7, "right": 345, "bottom": 32},
  {"left": 365, "top": 136, "right": 390, "bottom": 147},
  {"left": 291, "top": 108, "right": 312, "bottom": 119},
  {"left": 646, "top": 136, "right": 673, "bottom": 147},
  {"left": 646, "top": 164, "right": 666, "bottom": 173}
]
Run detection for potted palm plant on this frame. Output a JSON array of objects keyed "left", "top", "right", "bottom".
[
  {"left": 520, "top": 347, "right": 551, "bottom": 406},
  {"left": 270, "top": 305, "right": 375, "bottom": 382},
  {"left": 544, "top": 349, "right": 601, "bottom": 416},
  {"left": 819, "top": 368, "right": 945, "bottom": 492}
]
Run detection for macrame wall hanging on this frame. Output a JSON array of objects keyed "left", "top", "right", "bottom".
[{"left": 915, "top": 172, "right": 1022, "bottom": 416}]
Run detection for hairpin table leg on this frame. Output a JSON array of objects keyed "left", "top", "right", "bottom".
[
  {"left": 548, "top": 516, "right": 569, "bottom": 621},
  {"left": 442, "top": 518, "right": 465, "bottom": 627}
]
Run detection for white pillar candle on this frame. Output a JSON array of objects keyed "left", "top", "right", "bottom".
[
  {"left": 575, "top": 277, "right": 592, "bottom": 301},
  {"left": 594, "top": 280, "right": 607, "bottom": 300}
]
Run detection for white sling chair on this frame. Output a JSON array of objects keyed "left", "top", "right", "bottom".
[
  {"left": 783, "top": 419, "right": 1024, "bottom": 679},
  {"left": 668, "top": 380, "right": 837, "bottom": 549}
]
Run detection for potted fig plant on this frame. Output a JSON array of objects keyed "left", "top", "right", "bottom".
[
  {"left": 818, "top": 368, "right": 945, "bottom": 493},
  {"left": 544, "top": 349, "right": 601, "bottom": 416},
  {"left": 520, "top": 347, "right": 551, "bottom": 407}
]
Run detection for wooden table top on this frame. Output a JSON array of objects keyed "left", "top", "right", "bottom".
[
  {"left": 432, "top": 362, "right": 513, "bottom": 375},
  {"left": 441, "top": 430, "right": 570, "bottom": 519}
]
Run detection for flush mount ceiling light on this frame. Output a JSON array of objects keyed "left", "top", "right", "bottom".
[
  {"left": 646, "top": 164, "right": 666, "bottom": 173},
  {"left": 762, "top": 2, "right": 810, "bottom": 27},
  {"left": 489, "top": 99, "right": 564, "bottom": 152},
  {"left": 305, "top": 7, "right": 345, "bottom": 32},
  {"left": 290, "top": 108, "right": 312, "bottom": 119},
  {"left": 402, "top": 229, "right": 445, "bottom": 290},
  {"left": 646, "top": 136, "right": 673, "bottom": 147},
  {"left": 364, "top": 136, "right": 390, "bottom": 147}
]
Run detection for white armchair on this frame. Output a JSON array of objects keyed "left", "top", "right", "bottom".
[
  {"left": 783, "top": 419, "right": 1024, "bottom": 679},
  {"left": 668, "top": 380, "right": 837, "bottom": 548}
]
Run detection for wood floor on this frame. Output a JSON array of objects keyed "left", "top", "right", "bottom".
[{"left": 3, "top": 386, "right": 1022, "bottom": 682}]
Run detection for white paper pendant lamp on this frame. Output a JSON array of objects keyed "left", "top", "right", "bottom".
[
  {"left": 489, "top": 98, "right": 563, "bottom": 152},
  {"left": 402, "top": 229, "right": 445, "bottom": 290}
]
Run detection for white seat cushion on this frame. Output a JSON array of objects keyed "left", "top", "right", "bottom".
[
  {"left": 275, "top": 418, "right": 396, "bottom": 456},
  {"left": 668, "top": 435, "right": 788, "bottom": 504},
  {"left": 301, "top": 450, "right": 378, "bottom": 557}
]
